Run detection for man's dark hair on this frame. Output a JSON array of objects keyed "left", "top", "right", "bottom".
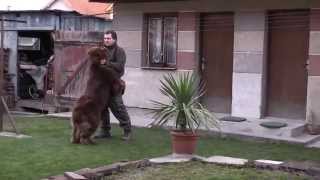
[{"left": 105, "top": 30, "right": 117, "bottom": 41}]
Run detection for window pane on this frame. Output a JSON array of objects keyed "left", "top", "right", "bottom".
[
  {"left": 164, "top": 17, "right": 177, "bottom": 65},
  {"left": 148, "top": 18, "right": 163, "bottom": 64},
  {"left": 18, "top": 37, "right": 41, "bottom": 51}
]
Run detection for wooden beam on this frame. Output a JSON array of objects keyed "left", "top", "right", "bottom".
[{"left": 89, "top": 0, "right": 187, "bottom": 2}]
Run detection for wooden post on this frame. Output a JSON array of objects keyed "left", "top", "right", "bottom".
[
  {"left": 0, "top": 15, "right": 4, "bottom": 131},
  {"left": 0, "top": 17, "right": 25, "bottom": 133}
]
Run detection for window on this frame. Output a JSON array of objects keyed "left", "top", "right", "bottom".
[
  {"left": 18, "top": 37, "right": 41, "bottom": 51},
  {"left": 144, "top": 14, "right": 177, "bottom": 68}
]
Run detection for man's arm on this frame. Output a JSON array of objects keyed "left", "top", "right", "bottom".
[
  {"left": 99, "top": 63, "right": 125, "bottom": 95},
  {"left": 99, "top": 64, "right": 119, "bottom": 78},
  {"left": 109, "top": 47, "right": 126, "bottom": 77}
]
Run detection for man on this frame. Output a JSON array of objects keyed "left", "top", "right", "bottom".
[{"left": 95, "top": 30, "right": 132, "bottom": 141}]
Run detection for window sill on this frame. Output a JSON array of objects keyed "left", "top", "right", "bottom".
[{"left": 141, "top": 66, "right": 177, "bottom": 71}]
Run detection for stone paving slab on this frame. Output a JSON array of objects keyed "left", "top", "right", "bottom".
[
  {"left": 205, "top": 156, "right": 248, "bottom": 166},
  {"left": 150, "top": 154, "right": 249, "bottom": 166},
  {"left": 0, "top": 131, "right": 31, "bottom": 138},
  {"left": 254, "top": 159, "right": 284, "bottom": 170},
  {"left": 64, "top": 172, "right": 87, "bottom": 180},
  {"left": 255, "top": 159, "right": 283, "bottom": 165},
  {"left": 149, "top": 154, "right": 195, "bottom": 164}
]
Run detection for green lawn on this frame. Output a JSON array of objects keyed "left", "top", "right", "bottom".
[{"left": 0, "top": 116, "right": 320, "bottom": 180}]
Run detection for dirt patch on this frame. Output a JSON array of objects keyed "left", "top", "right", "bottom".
[{"left": 107, "top": 161, "right": 311, "bottom": 180}]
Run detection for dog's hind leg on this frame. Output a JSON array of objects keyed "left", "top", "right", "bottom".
[{"left": 71, "top": 124, "right": 81, "bottom": 144}]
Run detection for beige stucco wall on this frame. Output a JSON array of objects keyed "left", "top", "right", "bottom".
[
  {"left": 113, "top": 4, "right": 198, "bottom": 108},
  {"left": 122, "top": 69, "right": 193, "bottom": 108},
  {"left": 307, "top": 9, "right": 320, "bottom": 125},
  {"left": 307, "top": 76, "right": 320, "bottom": 125},
  {"left": 232, "top": 11, "right": 267, "bottom": 118}
]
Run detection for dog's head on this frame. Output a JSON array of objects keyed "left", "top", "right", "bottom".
[{"left": 88, "top": 47, "right": 109, "bottom": 65}]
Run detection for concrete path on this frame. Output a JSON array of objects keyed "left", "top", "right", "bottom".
[{"left": 46, "top": 107, "right": 320, "bottom": 148}]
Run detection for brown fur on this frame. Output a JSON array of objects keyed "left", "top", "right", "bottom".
[{"left": 71, "top": 47, "right": 119, "bottom": 144}]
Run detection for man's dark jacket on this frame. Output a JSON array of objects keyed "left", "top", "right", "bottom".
[{"left": 106, "top": 44, "right": 126, "bottom": 78}]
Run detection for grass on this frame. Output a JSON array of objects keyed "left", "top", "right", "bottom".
[
  {"left": 0, "top": 116, "right": 320, "bottom": 179},
  {"left": 109, "top": 161, "right": 310, "bottom": 180}
]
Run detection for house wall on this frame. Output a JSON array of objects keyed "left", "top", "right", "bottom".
[
  {"left": 232, "top": 11, "right": 267, "bottom": 118},
  {"left": 113, "top": 8, "right": 197, "bottom": 108},
  {"left": 307, "top": 9, "right": 320, "bottom": 125},
  {"left": 177, "top": 12, "right": 197, "bottom": 70},
  {"left": 114, "top": 0, "right": 320, "bottom": 116},
  {"left": 114, "top": 0, "right": 318, "bottom": 12}
]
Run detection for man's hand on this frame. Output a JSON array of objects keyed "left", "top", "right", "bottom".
[{"left": 100, "top": 59, "right": 109, "bottom": 65}]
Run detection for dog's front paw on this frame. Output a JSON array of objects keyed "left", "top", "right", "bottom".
[
  {"left": 80, "top": 138, "right": 95, "bottom": 145},
  {"left": 71, "top": 137, "right": 80, "bottom": 144}
]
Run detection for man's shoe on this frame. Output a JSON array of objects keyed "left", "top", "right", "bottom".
[
  {"left": 94, "top": 131, "right": 112, "bottom": 139},
  {"left": 121, "top": 131, "right": 131, "bottom": 141}
]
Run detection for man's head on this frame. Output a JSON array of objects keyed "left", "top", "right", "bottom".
[{"left": 104, "top": 30, "right": 117, "bottom": 47}]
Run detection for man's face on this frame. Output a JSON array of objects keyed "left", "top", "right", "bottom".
[{"left": 104, "top": 33, "right": 115, "bottom": 47}]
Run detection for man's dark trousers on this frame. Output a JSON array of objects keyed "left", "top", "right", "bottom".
[{"left": 101, "top": 94, "right": 131, "bottom": 133}]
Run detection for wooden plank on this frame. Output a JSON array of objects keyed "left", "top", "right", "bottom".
[
  {"left": 1, "top": 97, "right": 19, "bottom": 134},
  {"left": 17, "top": 99, "right": 56, "bottom": 113}
]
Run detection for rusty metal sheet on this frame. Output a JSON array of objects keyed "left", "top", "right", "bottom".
[{"left": 53, "top": 31, "right": 103, "bottom": 98}]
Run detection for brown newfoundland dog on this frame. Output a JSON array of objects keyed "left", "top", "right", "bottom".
[{"left": 71, "top": 47, "right": 120, "bottom": 144}]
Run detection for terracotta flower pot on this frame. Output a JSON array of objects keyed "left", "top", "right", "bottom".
[{"left": 170, "top": 130, "right": 199, "bottom": 155}]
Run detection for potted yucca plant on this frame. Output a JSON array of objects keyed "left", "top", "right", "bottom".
[{"left": 150, "top": 72, "right": 220, "bottom": 154}]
